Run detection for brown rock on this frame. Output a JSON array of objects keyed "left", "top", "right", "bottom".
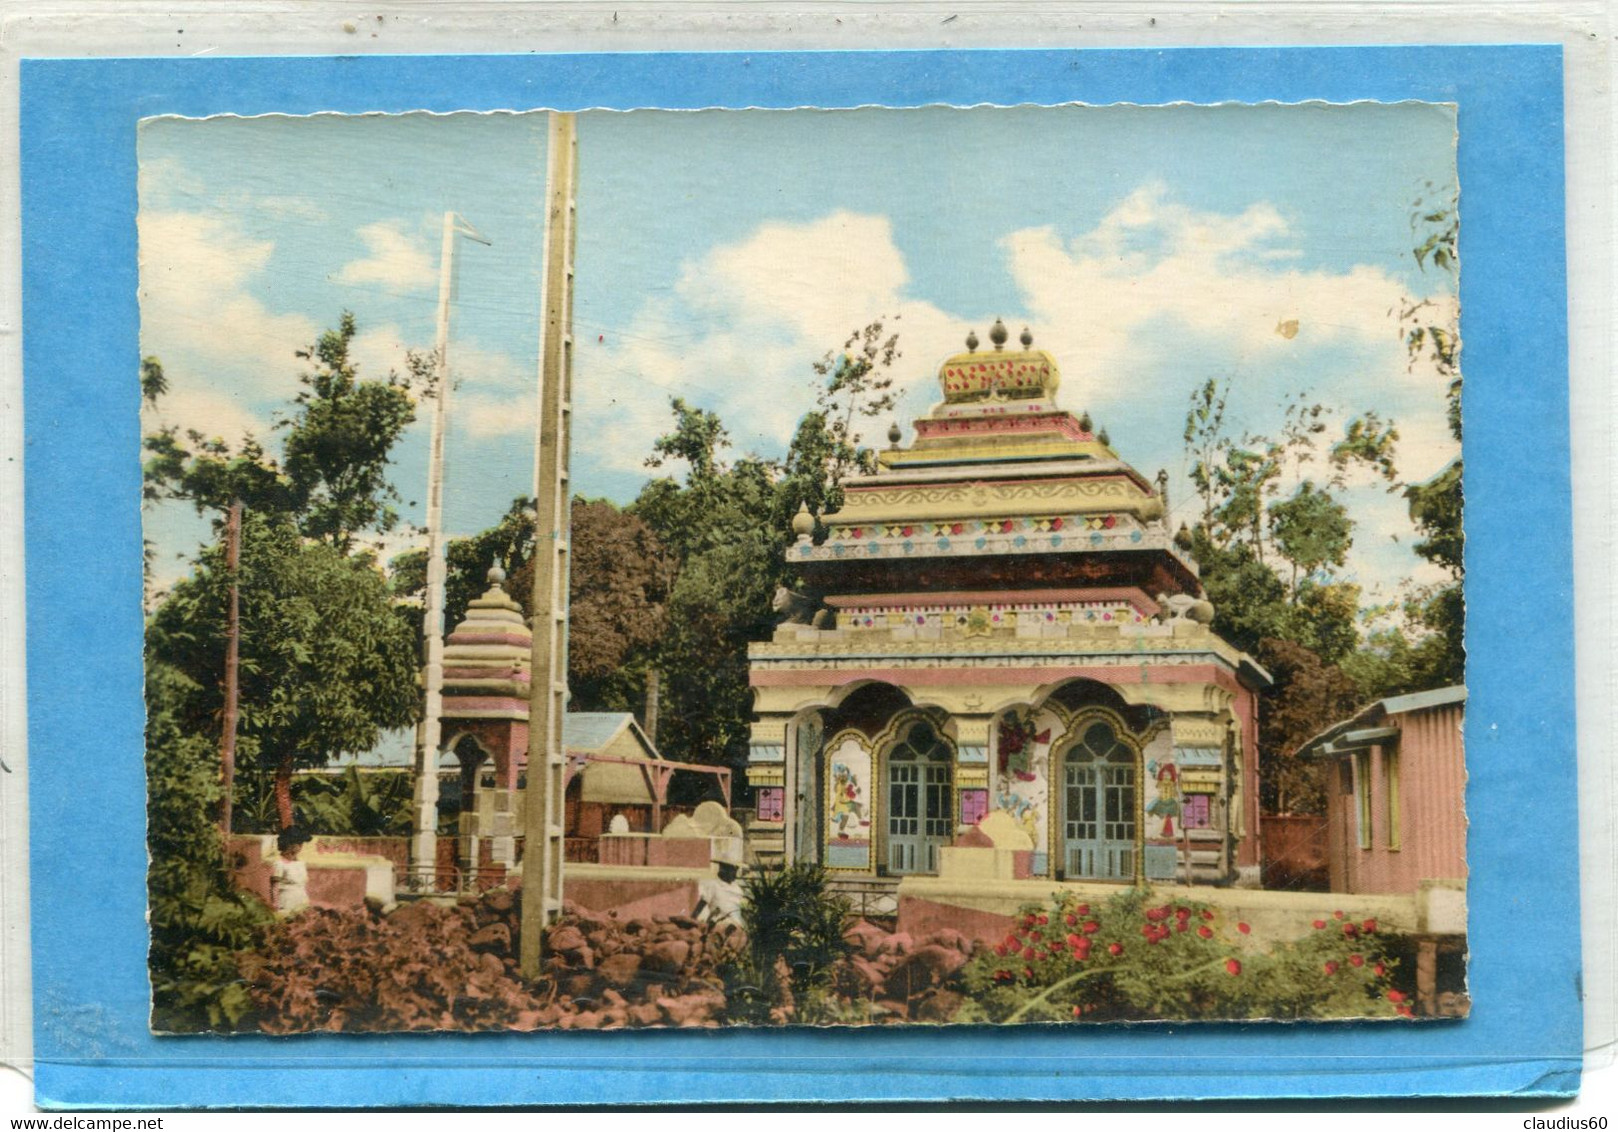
[
  {"left": 928, "top": 928, "right": 972, "bottom": 955},
  {"left": 547, "top": 925, "right": 588, "bottom": 953},
  {"left": 914, "top": 989, "right": 965, "bottom": 1023},
  {"left": 563, "top": 974, "right": 596, "bottom": 999},
  {"left": 483, "top": 888, "right": 515, "bottom": 913},
  {"left": 849, "top": 955, "right": 887, "bottom": 994},
  {"left": 628, "top": 1002, "right": 663, "bottom": 1026},
  {"left": 477, "top": 952, "right": 506, "bottom": 978},
  {"left": 597, "top": 952, "right": 644, "bottom": 990},
  {"left": 388, "top": 901, "right": 441, "bottom": 931},
  {"left": 642, "top": 939, "right": 691, "bottom": 974},
  {"left": 877, "top": 931, "right": 914, "bottom": 958},
  {"left": 572, "top": 1011, "right": 603, "bottom": 1030},
  {"left": 469, "top": 922, "right": 512, "bottom": 954},
  {"left": 844, "top": 920, "right": 887, "bottom": 958}
]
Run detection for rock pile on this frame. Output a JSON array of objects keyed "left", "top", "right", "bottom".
[{"left": 834, "top": 920, "right": 977, "bottom": 1023}]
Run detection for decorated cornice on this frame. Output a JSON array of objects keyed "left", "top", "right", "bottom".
[
  {"left": 829, "top": 476, "right": 1161, "bottom": 526},
  {"left": 749, "top": 622, "right": 1253, "bottom": 672}
]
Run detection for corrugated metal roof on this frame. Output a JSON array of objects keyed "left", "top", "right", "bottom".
[
  {"left": 1295, "top": 685, "right": 1466, "bottom": 759},
  {"left": 563, "top": 712, "right": 633, "bottom": 753}
]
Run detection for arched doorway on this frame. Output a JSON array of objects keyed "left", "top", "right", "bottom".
[
  {"left": 883, "top": 718, "right": 953, "bottom": 875},
  {"left": 1059, "top": 718, "right": 1137, "bottom": 881}
]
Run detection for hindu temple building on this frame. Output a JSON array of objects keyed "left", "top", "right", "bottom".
[{"left": 745, "top": 321, "right": 1271, "bottom": 900}]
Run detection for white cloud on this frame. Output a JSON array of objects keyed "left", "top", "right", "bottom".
[
  {"left": 142, "top": 383, "right": 269, "bottom": 447},
  {"left": 335, "top": 221, "right": 436, "bottom": 293},
  {"left": 138, "top": 209, "right": 319, "bottom": 388},
  {"left": 1000, "top": 182, "right": 1441, "bottom": 409}
]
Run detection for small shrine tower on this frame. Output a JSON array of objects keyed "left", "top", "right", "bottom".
[
  {"left": 438, "top": 567, "right": 531, "bottom": 873},
  {"left": 746, "top": 322, "right": 1270, "bottom": 890}
]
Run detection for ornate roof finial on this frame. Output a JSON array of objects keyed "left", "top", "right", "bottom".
[
  {"left": 1020, "top": 326, "right": 1033, "bottom": 349},
  {"left": 1098, "top": 427, "right": 1111, "bottom": 447},
  {"left": 1175, "top": 522, "right": 1194, "bottom": 552},
  {"left": 1079, "top": 409, "right": 1093, "bottom": 433},
  {"left": 887, "top": 421, "right": 902, "bottom": 446},
  {"left": 791, "top": 501, "right": 815, "bottom": 537},
  {"left": 965, "top": 329, "right": 979, "bottom": 353},
  {"left": 487, "top": 564, "right": 507, "bottom": 585},
  {"left": 989, "top": 318, "right": 1009, "bottom": 350}
]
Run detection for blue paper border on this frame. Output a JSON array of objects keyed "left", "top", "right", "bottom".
[{"left": 21, "top": 46, "right": 1578, "bottom": 1106}]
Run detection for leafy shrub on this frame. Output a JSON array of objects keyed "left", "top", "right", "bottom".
[
  {"left": 727, "top": 863, "right": 853, "bottom": 1024},
  {"left": 955, "top": 888, "right": 1410, "bottom": 1023},
  {"left": 145, "top": 697, "right": 272, "bottom": 1032}
]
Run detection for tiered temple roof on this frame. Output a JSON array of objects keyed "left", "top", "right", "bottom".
[{"left": 790, "top": 321, "right": 1201, "bottom": 612}]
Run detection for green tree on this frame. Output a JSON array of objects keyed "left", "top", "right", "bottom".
[
  {"left": 778, "top": 320, "right": 901, "bottom": 538},
  {"left": 1254, "top": 637, "right": 1363, "bottom": 814},
  {"left": 143, "top": 311, "right": 423, "bottom": 553},
  {"left": 1269, "top": 481, "right": 1352, "bottom": 599},
  {"left": 148, "top": 511, "right": 420, "bottom": 829}
]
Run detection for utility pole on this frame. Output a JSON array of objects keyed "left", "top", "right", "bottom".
[
  {"left": 219, "top": 497, "right": 242, "bottom": 836},
  {"left": 520, "top": 111, "right": 577, "bottom": 979},
  {"left": 410, "top": 210, "right": 490, "bottom": 889}
]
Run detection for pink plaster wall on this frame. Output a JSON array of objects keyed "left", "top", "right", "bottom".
[
  {"left": 897, "top": 895, "right": 1016, "bottom": 946},
  {"left": 564, "top": 877, "right": 700, "bottom": 921}
]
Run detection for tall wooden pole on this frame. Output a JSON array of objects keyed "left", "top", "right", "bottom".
[
  {"left": 219, "top": 498, "right": 242, "bottom": 836},
  {"left": 520, "top": 112, "right": 577, "bottom": 979}
]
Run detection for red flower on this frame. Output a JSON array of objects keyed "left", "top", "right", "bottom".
[
  {"left": 1065, "top": 914, "right": 1078, "bottom": 927},
  {"left": 1342, "top": 923, "right": 1358, "bottom": 937},
  {"left": 1108, "top": 943, "right": 1124, "bottom": 957},
  {"left": 1067, "top": 933, "right": 1082, "bottom": 948},
  {"left": 1175, "top": 906, "right": 1191, "bottom": 919},
  {"left": 1083, "top": 920, "right": 1100, "bottom": 935},
  {"left": 1374, "top": 963, "right": 1387, "bottom": 977},
  {"left": 1146, "top": 907, "right": 1169, "bottom": 922},
  {"left": 1076, "top": 904, "right": 1090, "bottom": 916},
  {"left": 1387, "top": 990, "right": 1405, "bottom": 1003},
  {"left": 1201, "top": 909, "right": 1216, "bottom": 921},
  {"left": 1037, "top": 914, "right": 1049, "bottom": 926},
  {"left": 1349, "top": 954, "right": 1364, "bottom": 968},
  {"left": 1362, "top": 919, "right": 1377, "bottom": 933},
  {"left": 1022, "top": 947, "right": 1037, "bottom": 962},
  {"left": 1225, "top": 959, "right": 1242, "bottom": 976},
  {"left": 1324, "top": 961, "right": 1339, "bottom": 975},
  {"left": 1312, "top": 919, "right": 1327, "bottom": 930},
  {"left": 1333, "top": 910, "right": 1345, "bottom": 920},
  {"left": 1237, "top": 922, "right": 1251, "bottom": 934},
  {"left": 994, "top": 944, "right": 1007, "bottom": 957},
  {"left": 1396, "top": 1004, "right": 1414, "bottom": 1018},
  {"left": 1024, "top": 967, "right": 1035, "bottom": 979},
  {"left": 1176, "top": 921, "right": 1189, "bottom": 933},
  {"left": 1072, "top": 1005, "right": 1083, "bottom": 1018},
  {"left": 1197, "top": 926, "right": 1213, "bottom": 939}
]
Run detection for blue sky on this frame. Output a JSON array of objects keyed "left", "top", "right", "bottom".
[{"left": 139, "top": 103, "right": 1459, "bottom": 610}]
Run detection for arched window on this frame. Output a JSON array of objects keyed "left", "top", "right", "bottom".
[
  {"left": 885, "top": 720, "right": 953, "bottom": 875},
  {"left": 1060, "top": 720, "right": 1136, "bottom": 881}
]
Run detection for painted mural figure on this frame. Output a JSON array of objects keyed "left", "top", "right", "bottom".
[
  {"left": 830, "top": 761, "right": 869, "bottom": 838},
  {"left": 1146, "top": 763, "right": 1182, "bottom": 839},
  {"left": 998, "top": 709, "right": 1048, "bottom": 783}
]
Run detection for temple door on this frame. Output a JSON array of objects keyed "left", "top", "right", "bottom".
[
  {"left": 885, "top": 720, "right": 952, "bottom": 875},
  {"left": 1061, "top": 720, "right": 1136, "bottom": 881}
]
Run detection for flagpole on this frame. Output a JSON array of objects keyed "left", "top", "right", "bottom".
[{"left": 411, "top": 211, "right": 489, "bottom": 890}]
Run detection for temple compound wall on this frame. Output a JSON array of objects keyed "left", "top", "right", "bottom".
[{"left": 745, "top": 322, "right": 1270, "bottom": 891}]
